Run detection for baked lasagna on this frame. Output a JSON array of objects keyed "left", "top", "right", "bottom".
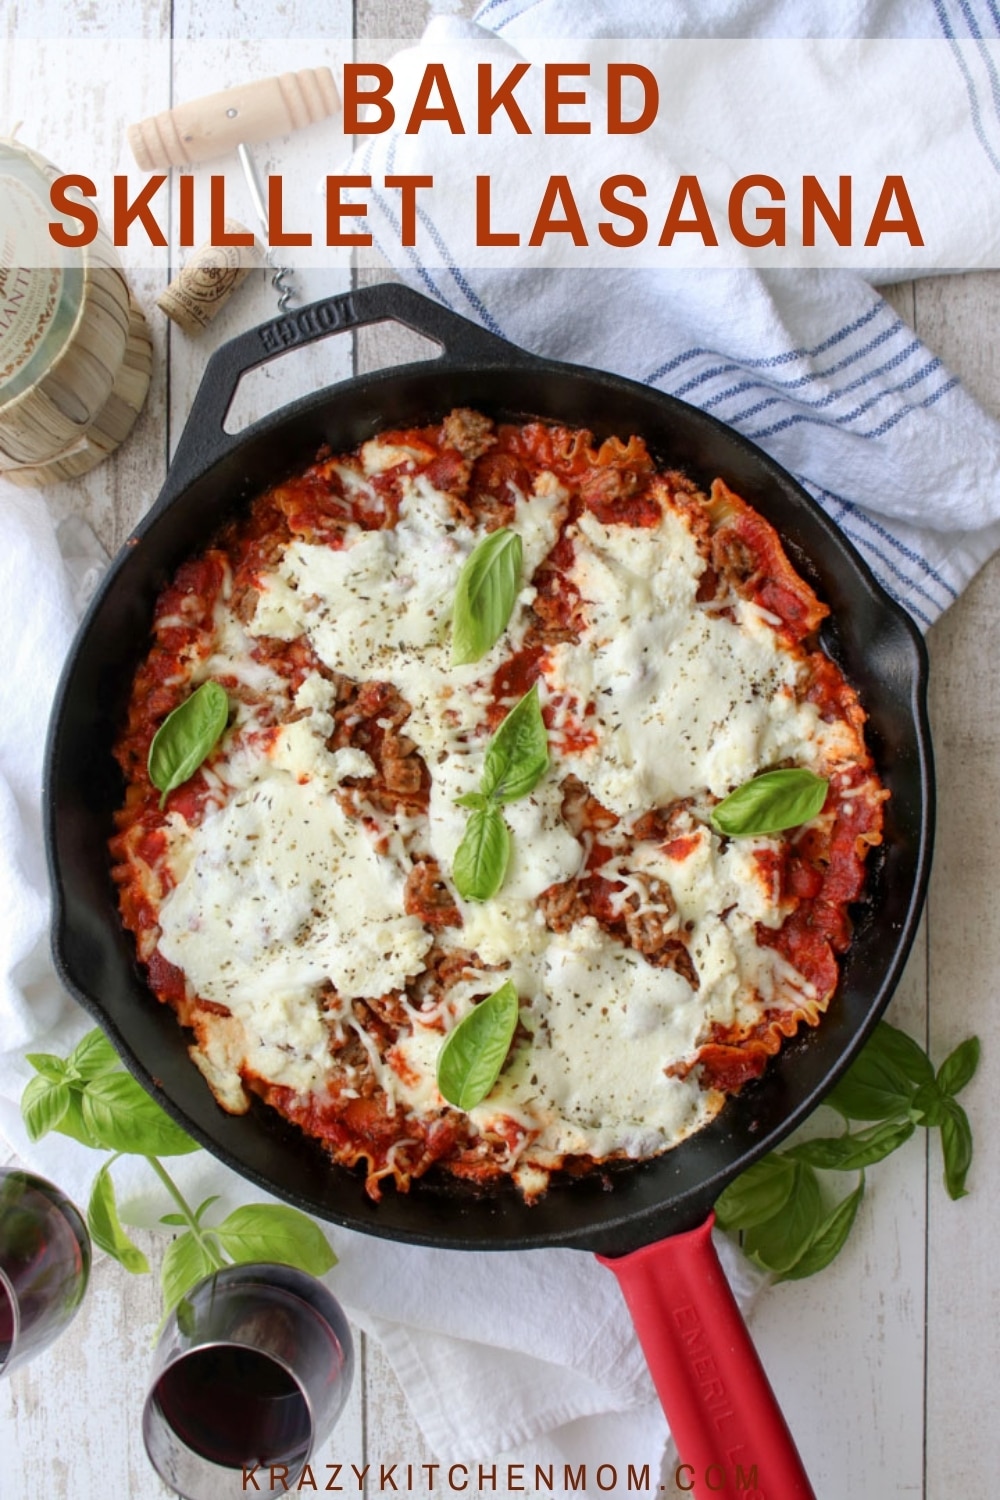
[{"left": 110, "top": 409, "right": 886, "bottom": 1202}]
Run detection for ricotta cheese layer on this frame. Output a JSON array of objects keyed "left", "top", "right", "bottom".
[{"left": 111, "top": 411, "right": 884, "bottom": 1201}]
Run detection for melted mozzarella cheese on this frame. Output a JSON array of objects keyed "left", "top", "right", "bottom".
[
  {"left": 387, "top": 810, "right": 803, "bottom": 1163},
  {"left": 160, "top": 442, "right": 860, "bottom": 1169},
  {"left": 249, "top": 468, "right": 571, "bottom": 907},
  {"left": 158, "top": 715, "right": 431, "bottom": 1093},
  {"left": 391, "top": 919, "right": 721, "bottom": 1161},
  {"left": 543, "top": 507, "right": 842, "bottom": 814}
]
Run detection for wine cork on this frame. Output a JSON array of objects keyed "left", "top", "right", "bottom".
[
  {"left": 157, "top": 224, "right": 261, "bottom": 335},
  {"left": 128, "top": 69, "right": 339, "bottom": 171}
]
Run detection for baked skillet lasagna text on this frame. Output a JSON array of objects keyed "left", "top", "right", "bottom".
[{"left": 111, "top": 410, "right": 886, "bottom": 1202}]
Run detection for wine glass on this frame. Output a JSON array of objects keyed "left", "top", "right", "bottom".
[
  {"left": 0, "top": 1166, "right": 91, "bottom": 1378},
  {"left": 143, "top": 1262, "right": 354, "bottom": 1499}
]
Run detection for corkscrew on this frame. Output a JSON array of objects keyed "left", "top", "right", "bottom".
[
  {"left": 235, "top": 142, "right": 296, "bottom": 312},
  {"left": 127, "top": 70, "right": 339, "bottom": 318}
]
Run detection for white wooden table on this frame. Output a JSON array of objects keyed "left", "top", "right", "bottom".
[{"left": 3, "top": 7, "right": 1000, "bottom": 1498}]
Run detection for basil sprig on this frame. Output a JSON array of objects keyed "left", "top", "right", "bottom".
[
  {"left": 711, "top": 767, "right": 829, "bottom": 838},
  {"left": 452, "top": 527, "right": 523, "bottom": 666},
  {"left": 148, "top": 679, "right": 229, "bottom": 809},
  {"left": 714, "top": 1020, "right": 979, "bottom": 1281},
  {"left": 437, "top": 979, "right": 521, "bottom": 1110},
  {"left": 22, "top": 1030, "right": 336, "bottom": 1320},
  {"left": 452, "top": 685, "right": 549, "bottom": 901}
]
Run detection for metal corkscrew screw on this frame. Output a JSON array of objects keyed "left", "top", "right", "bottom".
[{"left": 236, "top": 141, "right": 296, "bottom": 312}]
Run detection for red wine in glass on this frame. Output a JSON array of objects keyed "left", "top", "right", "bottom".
[
  {"left": 0, "top": 1167, "right": 91, "bottom": 1377},
  {"left": 143, "top": 1262, "right": 354, "bottom": 1499},
  {"left": 154, "top": 1344, "right": 313, "bottom": 1470}
]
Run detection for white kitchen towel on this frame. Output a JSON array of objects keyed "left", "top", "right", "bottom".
[{"left": 4, "top": 0, "right": 1000, "bottom": 1490}]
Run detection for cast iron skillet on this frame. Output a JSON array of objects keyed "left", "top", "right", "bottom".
[{"left": 46, "top": 283, "right": 932, "bottom": 1497}]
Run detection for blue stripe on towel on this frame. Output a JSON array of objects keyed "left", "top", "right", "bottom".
[
  {"left": 835, "top": 530, "right": 935, "bottom": 626},
  {"left": 356, "top": 141, "right": 455, "bottom": 309},
  {"left": 814, "top": 486, "right": 958, "bottom": 602},
  {"left": 642, "top": 302, "right": 888, "bottom": 386},
  {"left": 935, "top": 0, "right": 1000, "bottom": 174},
  {"left": 700, "top": 339, "right": 924, "bottom": 416},
  {"left": 672, "top": 322, "right": 913, "bottom": 401},
  {"left": 746, "top": 371, "right": 957, "bottom": 441},
  {"left": 955, "top": 0, "right": 1000, "bottom": 134},
  {"left": 732, "top": 355, "right": 942, "bottom": 431},
  {"left": 479, "top": 0, "right": 546, "bottom": 29}
]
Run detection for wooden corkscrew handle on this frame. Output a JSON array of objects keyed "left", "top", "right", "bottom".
[{"left": 127, "top": 68, "right": 340, "bottom": 170}]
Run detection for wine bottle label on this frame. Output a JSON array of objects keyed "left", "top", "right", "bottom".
[{"left": 0, "top": 176, "right": 67, "bottom": 394}]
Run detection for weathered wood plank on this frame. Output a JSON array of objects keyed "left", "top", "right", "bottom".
[
  {"left": 916, "top": 271, "right": 1000, "bottom": 1500},
  {"left": 747, "top": 934, "right": 929, "bottom": 1499},
  {"left": 924, "top": 559, "right": 1000, "bottom": 1495}
]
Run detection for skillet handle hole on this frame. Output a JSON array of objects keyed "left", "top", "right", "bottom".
[{"left": 222, "top": 320, "right": 444, "bottom": 435}]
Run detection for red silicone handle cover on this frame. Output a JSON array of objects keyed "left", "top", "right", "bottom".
[{"left": 597, "top": 1215, "right": 816, "bottom": 1500}]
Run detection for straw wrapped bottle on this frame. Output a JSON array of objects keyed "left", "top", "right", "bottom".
[{"left": 0, "top": 138, "right": 151, "bottom": 488}]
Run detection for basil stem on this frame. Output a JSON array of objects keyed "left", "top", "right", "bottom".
[
  {"left": 711, "top": 767, "right": 828, "bottom": 838},
  {"left": 452, "top": 528, "right": 523, "bottom": 666},
  {"left": 437, "top": 979, "right": 521, "bottom": 1110},
  {"left": 148, "top": 680, "right": 229, "bottom": 810}
]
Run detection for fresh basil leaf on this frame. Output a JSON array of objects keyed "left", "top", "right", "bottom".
[
  {"left": 21, "top": 1074, "right": 71, "bottom": 1142},
  {"left": 24, "top": 1052, "right": 68, "bottom": 1083},
  {"left": 451, "top": 528, "right": 523, "bottom": 666},
  {"left": 87, "top": 1163, "right": 150, "bottom": 1275},
  {"left": 743, "top": 1162, "right": 824, "bottom": 1276},
  {"left": 940, "top": 1100, "right": 973, "bottom": 1200},
  {"left": 52, "top": 1091, "right": 104, "bottom": 1149},
  {"left": 786, "top": 1118, "right": 915, "bottom": 1171},
  {"left": 81, "top": 1073, "right": 199, "bottom": 1157},
  {"left": 936, "top": 1035, "right": 980, "bottom": 1099},
  {"left": 825, "top": 1032, "right": 916, "bottom": 1122},
  {"left": 711, "top": 768, "right": 829, "bottom": 838},
  {"left": 437, "top": 979, "right": 521, "bottom": 1111},
  {"left": 713, "top": 1153, "right": 797, "bottom": 1232},
  {"left": 159, "top": 1213, "right": 188, "bottom": 1227},
  {"left": 481, "top": 684, "right": 549, "bottom": 805},
  {"left": 148, "top": 680, "right": 229, "bottom": 809},
  {"left": 194, "top": 1195, "right": 221, "bottom": 1225},
  {"left": 160, "top": 1231, "right": 219, "bottom": 1318},
  {"left": 214, "top": 1204, "right": 337, "bottom": 1276},
  {"left": 67, "top": 1028, "right": 121, "bottom": 1081},
  {"left": 870, "top": 1020, "right": 935, "bottom": 1088},
  {"left": 452, "top": 802, "right": 510, "bottom": 902},
  {"left": 779, "top": 1178, "right": 865, "bottom": 1282},
  {"left": 909, "top": 1080, "right": 947, "bottom": 1129}
]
